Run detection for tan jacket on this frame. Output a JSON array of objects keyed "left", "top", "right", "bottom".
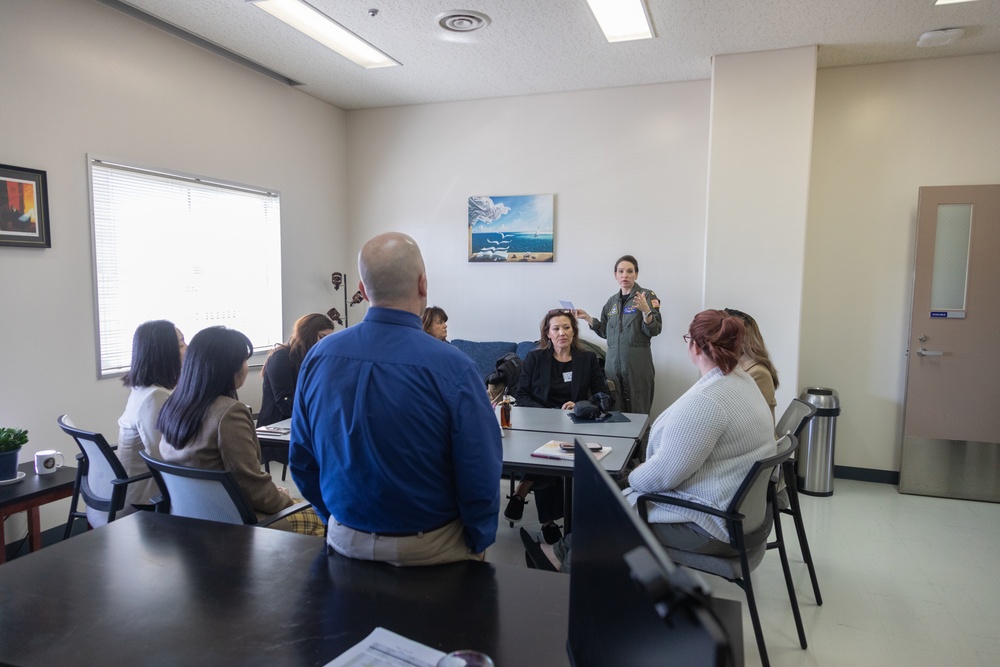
[
  {"left": 741, "top": 357, "right": 777, "bottom": 421},
  {"left": 161, "top": 396, "right": 294, "bottom": 518}
]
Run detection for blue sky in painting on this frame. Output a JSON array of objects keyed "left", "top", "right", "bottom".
[{"left": 468, "top": 195, "right": 553, "bottom": 234}]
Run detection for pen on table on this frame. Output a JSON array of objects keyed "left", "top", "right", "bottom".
[{"left": 531, "top": 453, "right": 571, "bottom": 460}]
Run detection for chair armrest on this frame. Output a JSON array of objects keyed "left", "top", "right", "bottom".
[
  {"left": 74, "top": 453, "right": 89, "bottom": 477},
  {"left": 258, "top": 501, "right": 312, "bottom": 527},
  {"left": 110, "top": 471, "right": 154, "bottom": 487},
  {"left": 635, "top": 492, "right": 744, "bottom": 523},
  {"left": 149, "top": 494, "right": 169, "bottom": 513}
]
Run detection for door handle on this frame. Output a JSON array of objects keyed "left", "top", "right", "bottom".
[{"left": 917, "top": 348, "right": 944, "bottom": 357}]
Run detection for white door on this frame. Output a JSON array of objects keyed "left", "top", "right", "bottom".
[{"left": 899, "top": 184, "right": 1000, "bottom": 501}]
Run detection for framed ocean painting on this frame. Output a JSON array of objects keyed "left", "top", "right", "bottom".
[{"left": 468, "top": 194, "right": 553, "bottom": 262}]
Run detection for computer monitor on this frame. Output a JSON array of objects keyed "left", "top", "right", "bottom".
[{"left": 567, "top": 440, "right": 734, "bottom": 667}]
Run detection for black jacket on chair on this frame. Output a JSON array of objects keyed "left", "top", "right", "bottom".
[{"left": 515, "top": 348, "right": 609, "bottom": 408}]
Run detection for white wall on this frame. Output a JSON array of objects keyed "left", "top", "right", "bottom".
[
  {"left": 345, "top": 83, "right": 713, "bottom": 410},
  {"left": 802, "top": 54, "right": 1000, "bottom": 471},
  {"left": 705, "top": 47, "right": 817, "bottom": 413},
  {"left": 0, "top": 0, "right": 348, "bottom": 534}
]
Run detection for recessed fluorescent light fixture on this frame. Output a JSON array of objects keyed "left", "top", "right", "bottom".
[
  {"left": 586, "top": 0, "right": 654, "bottom": 43},
  {"left": 249, "top": 0, "right": 398, "bottom": 68},
  {"left": 933, "top": 0, "right": 980, "bottom": 5}
]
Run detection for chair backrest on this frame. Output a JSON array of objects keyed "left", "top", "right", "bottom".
[
  {"left": 139, "top": 451, "right": 258, "bottom": 525},
  {"left": 726, "top": 435, "right": 798, "bottom": 541},
  {"left": 57, "top": 414, "right": 128, "bottom": 506},
  {"left": 775, "top": 399, "right": 817, "bottom": 439}
]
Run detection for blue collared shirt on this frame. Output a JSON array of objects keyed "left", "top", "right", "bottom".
[{"left": 289, "top": 307, "right": 502, "bottom": 553}]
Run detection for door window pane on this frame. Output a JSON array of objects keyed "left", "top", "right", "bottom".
[{"left": 930, "top": 204, "right": 972, "bottom": 311}]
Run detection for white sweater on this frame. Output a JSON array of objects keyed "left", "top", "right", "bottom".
[{"left": 625, "top": 367, "right": 775, "bottom": 542}]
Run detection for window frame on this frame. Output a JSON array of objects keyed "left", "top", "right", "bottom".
[{"left": 88, "top": 155, "right": 283, "bottom": 379}]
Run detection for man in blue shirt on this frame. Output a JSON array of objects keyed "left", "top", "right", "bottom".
[{"left": 290, "top": 232, "right": 502, "bottom": 565}]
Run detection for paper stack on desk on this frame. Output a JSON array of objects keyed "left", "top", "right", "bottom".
[
  {"left": 531, "top": 440, "right": 612, "bottom": 461},
  {"left": 325, "top": 627, "right": 445, "bottom": 667}
]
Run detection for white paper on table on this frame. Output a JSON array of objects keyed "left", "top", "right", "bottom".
[
  {"left": 559, "top": 300, "right": 574, "bottom": 311},
  {"left": 324, "top": 627, "right": 446, "bottom": 667}
]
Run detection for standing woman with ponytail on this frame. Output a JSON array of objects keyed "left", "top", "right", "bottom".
[{"left": 622, "top": 309, "right": 775, "bottom": 553}]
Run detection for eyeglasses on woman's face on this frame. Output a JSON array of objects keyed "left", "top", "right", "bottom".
[{"left": 682, "top": 334, "right": 693, "bottom": 344}]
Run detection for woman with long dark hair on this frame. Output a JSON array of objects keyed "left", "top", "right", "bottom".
[
  {"left": 110, "top": 320, "right": 185, "bottom": 525},
  {"left": 157, "top": 326, "right": 323, "bottom": 534},
  {"left": 258, "top": 313, "right": 335, "bottom": 426}
]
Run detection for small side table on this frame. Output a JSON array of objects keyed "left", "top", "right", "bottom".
[{"left": 0, "top": 462, "right": 77, "bottom": 564}]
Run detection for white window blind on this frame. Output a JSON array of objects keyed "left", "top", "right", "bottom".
[{"left": 90, "top": 158, "right": 282, "bottom": 377}]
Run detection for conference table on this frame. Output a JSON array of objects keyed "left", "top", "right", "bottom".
[
  {"left": 256, "top": 407, "right": 648, "bottom": 479},
  {"left": 507, "top": 404, "right": 650, "bottom": 440},
  {"left": 257, "top": 407, "right": 650, "bottom": 533},
  {"left": 500, "top": 406, "right": 649, "bottom": 532},
  {"left": 0, "top": 511, "right": 572, "bottom": 666},
  {"left": 0, "top": 511, "right": 742, "bottom": 666}
]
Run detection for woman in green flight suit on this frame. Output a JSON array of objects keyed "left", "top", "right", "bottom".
[{"left": 576, "top": 255, "right": 662, "bottom": 414}]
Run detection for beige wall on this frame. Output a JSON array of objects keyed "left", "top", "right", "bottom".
[
  {"left": 345, "top": 83, "right": 713, "bottom": 409},
  {"left": 705, "top": 46, "right": 817, "bottom": 413},
  {"left": 346, "top": 53, "right": 1000, "bottom": 476},
  {"left": 802, "top": 53, "right": 1000, "bottom": 472},
  {"left": 0, "top": 0, "right": 348, "bottom": 535}
]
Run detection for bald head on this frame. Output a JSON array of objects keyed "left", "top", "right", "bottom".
[{"left": 358, "top": 232, "right": 428, "bottom": 313}]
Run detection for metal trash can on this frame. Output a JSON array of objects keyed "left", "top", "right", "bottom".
[{"left": 796, "top": 388, "right": 841, "bottom": 497}]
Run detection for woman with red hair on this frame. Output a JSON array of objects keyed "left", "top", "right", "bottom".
[{"left": 622, "top": 308, "right": 776, "bottom": 553}]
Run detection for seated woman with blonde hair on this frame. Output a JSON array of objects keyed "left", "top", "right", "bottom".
[
  {"left": 157, "top": 326, "right": 324, "bottom": 535},
  {"left": 725, "top": 307, "right": 779, "bottom": 420}
]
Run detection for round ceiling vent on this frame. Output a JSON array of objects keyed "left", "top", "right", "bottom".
[{"left": 437, "top": 10, "right": 491, "bottom": 33}]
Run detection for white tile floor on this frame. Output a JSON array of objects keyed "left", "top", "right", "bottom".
[{"left": 487, "top": 479, "right": 1000, "bottom": 666}]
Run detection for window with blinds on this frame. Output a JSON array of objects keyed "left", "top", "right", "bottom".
[{"left": 90, "top": 157, "right": 283, "bottom": 377}]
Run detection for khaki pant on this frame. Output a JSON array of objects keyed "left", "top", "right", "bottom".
[{"left": 327, "top": 517, "right": 482, "bottom": 566}]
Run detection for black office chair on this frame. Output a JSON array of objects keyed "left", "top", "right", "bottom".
[
  {"left": 636, "top": 434, "right": 807, "bottom": 667},
  {"left": 139, "top": 451, "right": 310, "bottom": 527},
  {"left": 58, "top": 414, "right": 155, "bottom": 539},
  {"left": 771, "top": 398, "right": 823, "bottom": 605}
]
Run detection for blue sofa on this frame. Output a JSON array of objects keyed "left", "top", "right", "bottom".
[{"left": 450, "top": 339, "right": 538, "bottom": 381}]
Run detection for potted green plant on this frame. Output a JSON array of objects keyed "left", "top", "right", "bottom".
[{"left": 0, "top": 428, "right": 28, "bottom": 481}]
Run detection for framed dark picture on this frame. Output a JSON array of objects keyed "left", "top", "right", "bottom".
[{"left": 1, "top": 163, "right": 51, "bottom": 248}]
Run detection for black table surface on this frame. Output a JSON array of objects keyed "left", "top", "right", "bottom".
[
  {"left": 0, "top": 512, "right": 572, "bottom": 667},
  {"left": 0, "top": 462, "right": 77, "bottom": 507}
]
